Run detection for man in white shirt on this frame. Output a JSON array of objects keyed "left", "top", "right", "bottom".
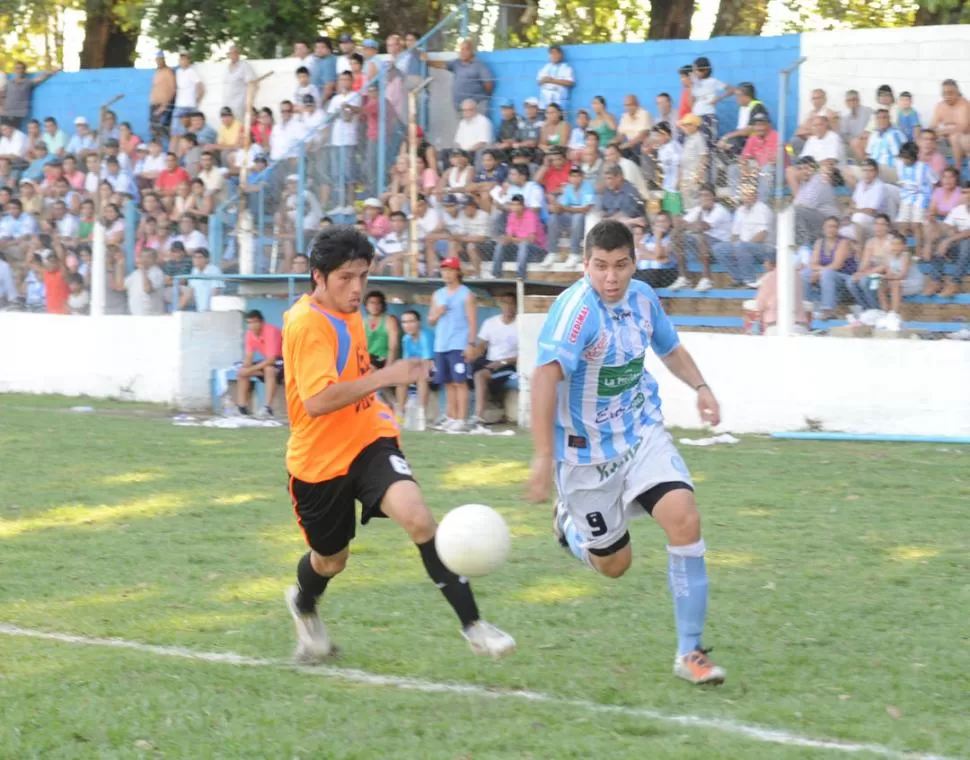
[
  {"left": 172, "top": 215, "right": 208, "bottom": 252},
  {"left": 470, "top": 293, "right": 518, "bottom": 427},
  {"left": 293, "top": 40, "right": 317, "bottom": 75},
  {"left": 712, "top": 185, "right": 774, "bottom": 287},
  {"left": 840, "top": 158, "right": 887, "bottom": 242},
  {"left": 453, "top": 98, "right": 494, "bottom": 168},
  {"left": 224, "top": 45, "right": 256, "bottom": 120},
  {"left": 136, "top": 141, "right": 167, "bottom": 186},
  {"left": 325, "top": 72, "right": 361, "bottom": 211},
  {"left": 682, "top": 184, "right": 733, "bottom": 291},
  {"left": 0, "top": 122, "right": 27, "bottom": 162},
  {"left": 616, "top": 94, "right": 652, "bottom": 156},
  {"left": 375, "top": 210, "right": 410, "bottom": 275},
  {"left": 292, "top": 94, "right": 325, "bottom": 143},
  {"left": 414, "top": 194, "right": 443, "bottom": 274},
  {"left": 124, "top": 248, "right": 166, "bottom": 315},
  {"left": 269, "top": 100, "right": 300, "bottom": 162},
  {"left": 925, "top": 183, "right": 970, "bottom": 297},
  {"left": 174, "top": 51, "right": 204, "bottom": 136},
  {"left": 792, "top": 88, "right": 840, "bottom": 153},
  {"left": 536, "top": 45, "right": 574, "bottom": 110},
  {"left": 786, "top": 115, "right": 844, "bottom": 193},
  {"left": 450, "top": 196, "right": 491, "bottom": 272}
]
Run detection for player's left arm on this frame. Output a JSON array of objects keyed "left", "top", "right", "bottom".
[
  {"left": 650, "top": 295, "right": 721, "bottom": 427},
  {"left": 386, "top": 315, "right": 400, "bottom": 363}
]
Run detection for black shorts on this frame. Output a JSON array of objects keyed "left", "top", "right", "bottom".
[
  {"left": 288, "top": 437, "right": 415, "bottom": 556},
  {"left": 469, "top": 357, "right": 517, "bottom": 394},
  {"left": 370, "top": 354, "right": 387, "bottom": 370},
  {"left": 251, "top": 359, "right": 284, "bottom": 383}
]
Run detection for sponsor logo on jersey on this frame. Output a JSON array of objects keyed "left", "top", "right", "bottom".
[
  {"left": 610, "top": 309, "right": 633, "bottom": 322},
  {"left": 594, "top": 391, "right": 645, "bottom": 425},
  {"left": 582, "top": 333, "right": 609, "bottom": 361},
  {"left": 597, "top": 354, "right": 645, "bottom": 397},
  {"left": 567, "top": 306, "right": 589, "bottom": 343}
]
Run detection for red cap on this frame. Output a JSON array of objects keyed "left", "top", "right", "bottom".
[
  {"left": 416, "top": 126, "right": 425, "bottom": 138},
  {"left": 440, "top": 256, "right": 462, "bottom": 270}
]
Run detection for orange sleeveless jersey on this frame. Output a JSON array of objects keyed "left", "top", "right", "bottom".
[{"left": 283, "top": 294, "right": 399, "bottom": 483}]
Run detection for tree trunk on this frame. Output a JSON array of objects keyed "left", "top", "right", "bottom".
[
  {"left": 648, "top": 0, "right": 694, "bottom": 40},
  {"left": 80, "top": 0, "right": 138, "bottom": 69},
  {"left": 711, "top": 0, "right": 769, "bottom": 36},
  {"left": 372, "top": 0, "right": 434, "bottom": 46},
  {"left": 914, "top": 0, "right": 967, "bottom": 25}
]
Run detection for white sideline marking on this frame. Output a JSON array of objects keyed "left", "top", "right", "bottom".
[{"left": 0, "top": 623, "right": 956, "bottom": 760}]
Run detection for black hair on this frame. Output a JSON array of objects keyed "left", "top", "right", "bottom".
[
  {"left": 584, "top": 129, "right": 601, "bottom": 144},
  {"left": 308, "top": 226, "right": 374, "bottom": 281},
  {"left": 576, "top": 108, "right": 589, "bottom": 119},
  {"left": 296, "top": 66, "right": 310, "bottom": 76},
  {"left": 316, "top": 36, "right": 333, "bottom": 51},
  {"left": 389, "top": 210, "right": 407, "bottom": 220},
  {"left": 654, "top": 210, "right": 673, "bottom": 225},
  {"left": 653, "top": 121, "right": 672, "bottom": 136},
  {"left": 350, "top": 53, "right": 363, "bottom": 66},
  {"left": 900, "top": 91, "right": 912, "bottom": 99},
  {"left": 509, "top": 194, "right": 524, "bottom": 204},
  {"left": 592, "top": 95, "right": 606, "bottom": 107},
  {"left": 245, "top": 309, "right": 265, "bottom": 321},
  {"left": 860, "top": 158, "right": 878, "bottom": 170},
  {"left": 693, "top": 56, "right": 711, "bottom": 76},
  {"left": 877, "top": 84, "right": 894, "bottom": 97},
  {"left": 365, "top": 290, "right": 387, "bottom": 311},
  {"left": 68, "top": 273, "right": 83, "bottom": 286},
  {"left": 739, "top": 82, "right": 756, "bottom": 98},
  {"left": 585, "top": 219, "right": 635, "bottom": 261},
  {"left": 875, "top": 213, "right": 892, "bottom": 224},
  {"left": 182, "top": 133, "right": 198, "bottom": 145},
  {"left": 44, "top": 116, "right": 57, "bottom": 125},
  {"left": 657, "top": 92, "right": 671, "bottom": 100},
  {"left": 889, "top": 230, "right": 906, "bottom": 244},
  {"left": 898, "top": 141, "right": 919, "bottom": 162},
  {"left": 678, "top": 64, "right": 692, "bottom": 76},
  {"left": 509, "top": 164, "right": 530, "bottom": 180},
  {"left": 698, "top": 182, "right": 716, "bottom": 196},
  {"left": 481, "top": 149, "right": 496, "bottom": 160},
  {"left": 194, "top": 248, "right": 210, "bottom": 258},
  {"left": 546, "top": 102, "right": 562, "bottom": 113},
  {"left": 402, "top": 309, "right": 421, "bottom": 322}
]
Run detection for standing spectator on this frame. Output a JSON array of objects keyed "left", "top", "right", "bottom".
[
  {"left": 124, "top": 248, "right": 165, "bottom": 315},
  {"left": 712, "top": 185, "right": 774, "bottom": 288},
  {"left": 236, "top": 310, "right": 283, "bottom": 417},
  {"left": 655, "top": 92, "right": 678, "bottom": 139},
  {"left": 896, "top": 92, "right": 921, "bottom": 142},
  {"left": 325, "top": 71, "right": 361, "bottom": 212},
  {"left": 928, "top": 79, "right": 970, "bottom": 171},
  {"left": 895, "top": 141, "right": 936, "bottom": 252},
  {"left": 801, "top": 216, "right": 855, "bottom": 320},
  {"left": 469, "top": 294, "right": 518, "bottom": 427},
  {"left": 312, "top": 37, "right": 338, "bottom": 102},
  {"left": 269, "top": 100, "right": 299, "bottom": 162},
  {"left": 491, "top": 194, "right": 546, "bottom": 280},
  {"left": 293, "top": 66, "right": 321, "bottom": 108},
  {"left": 839, "top": 90, "right": 872, "bottom": 159},
  {"left": 615, "top": 94, "right": 652, "bottom": 156},
  {"left": 924, "top": 181, "right": 970, "bottom": 297},
  {"left": 173, "top": 51, "right": 205, "bottom": 137},
  {"left": 66, "top": 117, "right": 97, "bottom": 157},
  {"left": 42, "top": 117, "right": 67, "bottom": 157},
  {"left": 150, "top": 52, "right": 177, "bottom": 142},
  {"left": 653, "top": 122, "right": 683, "bottom": 218},
  {"left": 293, "top": 40, "right": 316, "bottom": 73},
  {"left": 179, "top": 248, "right": 223, "bottom": 311},
  {"left": 224, "top": 45, "right": 257, "bottom": 120},
  {"left": 682, "top": 184, "right": 732, "bottom": 292},
  {"left": 453, "top": 99, "right": 493, "bottom": 166},
  {"left": 1, "top": 61, "right": 58, "bottom": 130},
  {"left": 678, "top": 114, "right": 708, "bottom": 207},
  {"left": 677, "top": 65, "right": 693, "bottom": 121},
  {"left": 737, "top": 113, "right": 778, "bottom": 201},
  {"left": 428, "top": 256, "right": 476, "bottom": 432},
  {"left": 792, "top": 157, "right": 838, "bottom": 246},
  {"left": 43, "top": 252, "right": 70, "bottom": 314},
  {"left": 536, "top": 45, "right": 574, "bottom": 110},
  {"left": 335, "top": 33, "right": 356, "bottom": 76},
  {"left": 423, "top": 40, "right": 494, "bottom": 115},
  {"left": 863, "top": 109, "right": 905, "bottom": 183},
  {"left": 690, "top": 56, "right": 734, "bottom": 155}
]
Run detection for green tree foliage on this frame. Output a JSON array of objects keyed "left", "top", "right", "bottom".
[{"left": 712, "top": 0, "right": 770, "bottom": 36}]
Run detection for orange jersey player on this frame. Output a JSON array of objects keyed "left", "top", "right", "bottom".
[{"left": 281, "top": 226, "right": 514, "bottom": 662}]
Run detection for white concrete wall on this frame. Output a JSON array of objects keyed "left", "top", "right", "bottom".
[
  {"left": 517, "top": 314, "right": 970, "bottom": 436},
  {"left": 799, "top": 25, "right": 970, "bottom": 126},
  {"left": 0, "top": 312, "right": 243, "bottom": 410}
]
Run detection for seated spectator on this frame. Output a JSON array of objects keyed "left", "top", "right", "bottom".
[
  {"left": 395, "top": 308, "right": 437, "bottom": 421},
  {"left": 716, "top": 82, "right": 767, "bottom": 156},
  {"left": 928, "top": 79, "right": 970, "bottom": 170},
  {"left": 578, "top": 144, "right": 603, "bottom": 187},
  {"left": 413, "top": 194, "right": 442, "bottom": 274},
  {"left": 736, "top": 113, "right": 778, "bottom": 201},
  {"left": 468, "top": 150, "right": 507, "bottom": 211},
  {"left": 66, "top": 117, "right": 97, "bottom": 158},
  {"left": 602, "top": 143, "right": 648, "bottom": 198},
  {"left": 438, "top": 149, "right": 474, "bottom": 200},
  {"left": 172, "top": 214, "right": 207, "bottom": 252},
  {"left": 489, "top": 164, "right": 543, "bottom": 233},
  {"left": 862, "top": 108, "right": 905, "bottom": 183},
  {"left": 235, "top": 309, "right": 283, "bottom": 417},
  {"left": 381, "top": 154, "right": 410, "bottom": 213},
  {"left": 23, "top": 121, "right": 43, "bottom": 160},
  {"left": 18, "top": 178, "right": 43, "bottom": 216},
  {"left": 20, "top": 253, "right": 46, "bottom": 311},
  {"left": 895, "top": 141, "right": 936, "bottom": 251},
  {"left": 537, "top": 45, "right": 574, "bottom": 110},
  {"left": 839, "top": 90, "right": 872, "bottom": 157},
  {"left": 924, "top": 181, "right": 970, "bottom": 297},
  {"left": 880, "top": 231, "right": 923, "bottom": 316},
  {"left": 615, "top": 94, "right": 652, "bottom": 156},
  {"left": 0, "top": 122, "right": 27, "bottom": 165},
  {"left": 0, "top": 157, "right": 16, "bottom": 187},
  {"left": 918, "top": 129, "right": 947, "bottom": 176},
  {"left": 787, "top": 116, "right": 843, "bottom": 192},
  {"left": 712, "top": 185, "right": 774, "bottom": 287},
  {"left": 124, "top": 248, "right": 165, "bottom": 316},
  {"left": 66, "top": 273, "right": 89, "bottom": 314},
  {"left": 536, "top": 145, "right": 572, "bottom": 196},
  {"left": 177, "top": 133, "right": 202, "bottom": 176},
  {"left": 678, "top": 113, "right": 708, "bottom": 207},
  {"left": 291, "top": 253, "right": 309, "bottom": 274},
  {"left": 161, "top": 240, "right": 191, "bottom": 307},
  {"left": 179, "top": 248, "right": 223, "bottom": 311},
  {"left": 416, "top": 154, "right": 440, "bottom": 197},
  {"left": 490, "top": 194, "right": 546, "bottom": 280},
  {"left": 0, "top": 251, "right": 17, "bottom": 307},
  {"left": 61, "top": 155, "right": 85, "bottom": 193},
  {"left": 155, "top": 152, "right": 190, "bottom": 200},
  {"left": 183, "top": 178, "right": 213, "bottom": 224},
  {"left": 682, "top": 183, "right": 732, "bottom": 292},
  {"left": 364, "top": 290, "right": 400, "bottom": 370},
  {"left": 801, "top": 215, "right": 856, "bottom": 319},
  {"left": 102, "top": 202, "right": 126, "bottom": 246},
  {"left": 46, "top": 199, "right": 79, "bottom": 246},
  {"left": 449, "top": 196, "right": 491, "bottom": 273},
  {"left": 792, "top": 157, "right": 838, "bottom": 246},
  {"left": 791, "top": 89, "right": 840, "bottom": 153},
  {"left": 596, "top": 164, "right": 646, "bottom": 229},
  {"left": 470, "top": 293, "right": 518, "bottom": 426},
  {"left": 196, "top": 151, "right": 225, "bottom": 201},
  {"left": 22, "top": 140, "right": 54, "bottom": 182},
  {"left": 841, "top": 158, "right": 888, "bottom": 243},
  {"left": 568, "top": 109, "right": 589, "bottom": 161},
  {"left": 42, "top": 117, "right": 67, "bottom": 157},
  {"left": 847, "top": 213, "right": 893, "bottom": 310},
  {"left": 923, "top": 167, "right": 963, "bottom": 261},
  {"left": 755, "top": 254, "right": 810, "bottom": 334},
  {"left": 634, "top": 211, "right": 678, "bottom": 288},
  {"left": 118, "top": 121, "right": 141, "bottom": 161},
  {"left": 362, "top": 198, "right": 390, "bottom": 239},
  {"left": 374, "top": 210, "right": 409, "bottom": 276},
  {"left": 546, "top": 165, "right": 594, "bottom": 268},
  {"left": 538, "top": 103, "right": 570, "bottom": 152},
  {"left": 513, "top": 98, "right": 543, "bottom": 155},
  {"left": 589, "top": 96, "right": 618, "bottom": 146},
  {"left": 492, "top": 100, "right": 521, "bottom": 160},
  {"left": 896, "top": 91, "right": 921, "bottom": 142},
  {"left": 0, "top": 198, "right": 39, "bottom": 262},
  {"left": 852, "top": 84, "right": 898, "bottom": 161},
  {"left": 104, "top": 156, "right": 138, "bottom": 201}
]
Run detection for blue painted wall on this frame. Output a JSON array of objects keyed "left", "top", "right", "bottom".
[
  {"left": 29, "top": 69, "right": 154, "bottom": 139},
  {"left": 479, "top": 35, "right": 802, "bottom": 138}
]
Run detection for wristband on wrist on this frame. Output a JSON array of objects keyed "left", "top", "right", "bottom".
[{"left": 694, "top": 382, "right": 709, "bottom": 391}]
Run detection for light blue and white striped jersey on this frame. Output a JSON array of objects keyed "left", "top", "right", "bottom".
[
  {"left": 535, "top": 277, "right": 680, "bottom": 465},
  {"left": 897, "top": 161, "right": 937, "bottom": 209},
  {"left": 865, "top": 127, "right": 905, "bottom": 169}
]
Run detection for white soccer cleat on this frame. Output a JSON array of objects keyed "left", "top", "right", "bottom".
[
  {"left": 694, "top": 277, "right": 714, "bottom": 292},
  {"left": 462, "top": 620, "right": 516, "bottom": 658},
  {"left": 673, "top": 649, "right": 726, "bottom": 685},
  {"left": 552, "top": 501, "right": 569, "bottom": 551},
  {"left": 668, "top": 275, "right": 690, "bottom": 291},
  {"left": 284, "top": 585, "right": 335, "bottom": 663},
  {"left": 445, "top": 418, "right": 468, "bottom": 434}
]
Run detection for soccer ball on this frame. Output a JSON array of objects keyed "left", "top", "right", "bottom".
[{"left": 435, "top": 504, "right": 511, "bottom": 578}]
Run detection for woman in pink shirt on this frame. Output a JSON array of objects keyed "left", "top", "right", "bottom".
[
  {"left": 362, "top": 198, "right": 390, "bottom": 238},
  {"left": 924, "top": 166, "right": 963, "bottom": 260},
  {"left": 491, "top": 194, "right": 546, "bottom": 279},
  {"left": 119, "top": 122, "right": 142, "bottom": 162},
  {"left": 756, "top": 255, "right": 810, "bottom": 334}
]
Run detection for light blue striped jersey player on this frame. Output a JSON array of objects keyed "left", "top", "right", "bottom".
[{"left": 535, "top": 276, "right": 680, "bottom": 465}]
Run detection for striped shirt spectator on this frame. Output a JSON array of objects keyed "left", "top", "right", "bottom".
[
  {"left": 865, "top": 110, "right": 905, "bottom": 171},
  {"left": 897, "top": 159, "right": 936, "bottom": 209}
]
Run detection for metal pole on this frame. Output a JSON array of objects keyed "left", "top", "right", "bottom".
[
  {"left": 775, "top": 57, "right": 806, "bottom": 204},
  {"left": 239, "top": 73, "right": 271, "bottom": 274},
  {"left": 297, "top": 142, "right": 306, "bottom": 255},
  {"left": 90, "top": 93, "right": 123, "bottom": 318},
  {"left": 460, "top": 2, "right": 470, "bottom": 38},
  {"left": 407, "top": 78, "right": 434, "bottom": 278},
  {"left": 378, "top": 72, "right": 387, "bottom": 197}
]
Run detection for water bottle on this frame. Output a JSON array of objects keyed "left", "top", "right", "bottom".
[{"left": 404, "top": 391, "right": 423, "bottom": 431}]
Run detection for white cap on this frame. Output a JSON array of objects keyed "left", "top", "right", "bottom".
[
  {"left": 524, "top": 96, "right": 540, "bottom": 106},
  {"left": 74, "top": 116, "right": 88, "bottom": 125},
  {"left": 363, "top": 197, "right": 382, "bottom": 209},
  {"left": 286, "top": 173, "right": 299, "bottom": 182}
]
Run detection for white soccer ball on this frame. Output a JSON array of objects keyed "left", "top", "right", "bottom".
[{"left": 435, "top": 504, "right": 511, "bottom": 578}]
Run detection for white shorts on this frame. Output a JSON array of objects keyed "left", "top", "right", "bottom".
[
  {"left": 896, "top": 203, "right": 926, "bottom": 225},
  {"left": 554, "top": 425, "right": 693, "bottom": 553}
]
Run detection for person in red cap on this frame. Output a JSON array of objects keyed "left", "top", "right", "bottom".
[{"left": 427, "top": 256, "right": 477, "bottom": 432}]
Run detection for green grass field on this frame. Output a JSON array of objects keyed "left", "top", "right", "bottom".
[{"left": 1, "top": 393, "right": 968, "bottom": 759}]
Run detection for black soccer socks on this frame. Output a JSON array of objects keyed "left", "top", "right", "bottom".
[
  {"left": 295, "top": 552, "right": 331, "bottom": 614},
  {"left": 417, "top": 536, "right": 480, "bottom": 628}
]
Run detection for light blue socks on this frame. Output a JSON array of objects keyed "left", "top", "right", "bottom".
[
  {"left": 562, "top": 513, "right": 596, "bottom": 570},
  {"left": 667, "top": 539, "right": 708, "bottom": 656}
]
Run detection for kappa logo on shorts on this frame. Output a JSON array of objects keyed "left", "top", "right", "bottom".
[
  {"left": 454, "top": 362, "right": 466, "bottom": 374},
  {"left": 567, "top": 306, "right": 589, "bottom": 344},
  {"left": 389, "top": 455, "right": 412, "bottom": 476}
]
